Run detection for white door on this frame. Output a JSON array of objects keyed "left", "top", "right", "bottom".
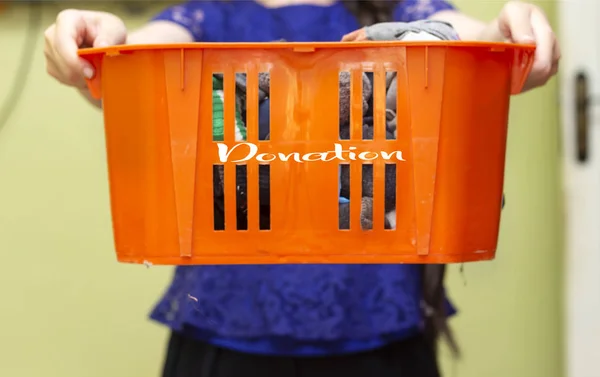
[{"left": 559, "top": 1, "right": 600, "bottom": 376}]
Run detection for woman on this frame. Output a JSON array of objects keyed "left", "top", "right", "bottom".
[{"left": 43, "top": 1, "right": 560, "bottom": 376}]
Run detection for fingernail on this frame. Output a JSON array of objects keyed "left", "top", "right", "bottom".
[
  {"left": 83, "top": 67, "right": 94, "bottom": 79},
  {"left": 95, "top": 39, "right": 108, "bottom": 48}
]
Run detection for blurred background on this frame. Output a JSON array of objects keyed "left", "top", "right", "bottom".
[{"left": 0, "top": 1, "right": 572, "bottom": 377}]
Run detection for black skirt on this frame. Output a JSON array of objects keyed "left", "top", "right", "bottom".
[{"left": 161, "top": 331, "right": 441, "bottom": 377}]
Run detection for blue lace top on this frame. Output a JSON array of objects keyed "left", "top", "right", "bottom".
[{"left": 150, "top": 0, "right": 457, "bottom": 356}]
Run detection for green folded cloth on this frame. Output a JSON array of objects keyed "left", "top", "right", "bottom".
[{"left": 212, "top": 76, "right": 246, "bottom": 141}]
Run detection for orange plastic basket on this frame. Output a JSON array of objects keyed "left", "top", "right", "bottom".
[{"left": 78, "top": 41, "right": 535, "bottom": 265}]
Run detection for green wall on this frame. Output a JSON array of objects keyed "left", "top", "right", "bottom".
[
  {"left": 438, "top": 1, "right": 563, "bottom": 375},
  {"left": 0, "top": 2, "right": 562, "bottom": 376}
]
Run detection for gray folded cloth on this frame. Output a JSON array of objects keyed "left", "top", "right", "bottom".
[
  {"left": 213, "top": 73, "right": 270, "bottom": 105},
  {"left": 364, "top": 20, "right": 460, "bottom": 135},
  {"left": 365, "top": 19, "right": 459, "bottom": 42},
  {"left": 339, "top": 197, "right": 392, "bottom": 230},
  {"left": 338, "top": 71, "right": 373, "bottom": 125},
  {"left": 339, "top": 123, "right": 396, "bottom": 215}
]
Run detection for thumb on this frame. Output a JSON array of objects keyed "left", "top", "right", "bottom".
[
  {"left": 498, "top": 2, "right": 535, "bottom": 43},
  {"left": 342, "top": 28, "right": 365, "bottom": 42}
]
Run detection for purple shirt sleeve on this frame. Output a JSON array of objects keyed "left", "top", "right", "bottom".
[
  {"left": 394, "top": 0, "right": 457, "bottom": 22},
  {"left": 151, "top": 1, "right": 223, "bottom": 42}
]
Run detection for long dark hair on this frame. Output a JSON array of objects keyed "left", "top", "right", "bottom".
[
  {"left": 342, "top": 0, "right": 400, "bottom": 25},
  {"left": 342, "top": 0, "right": 461, "bottom": 359}
]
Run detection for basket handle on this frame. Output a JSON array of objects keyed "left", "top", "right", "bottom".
[
  {"left": 80, "top": 53, "right": 103, "bottom": 99},
  {"left": 510, "top": 45, "right": 536, "bottom": 94}
]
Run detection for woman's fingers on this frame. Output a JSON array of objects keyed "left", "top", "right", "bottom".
[
  {"left": 341, "top": 28, "right": 366, "bottom": 42},
  {"left": 43, "top": 9, "right": 127, "bottom": 88},
  {"left": 499, "top": 1, "right": 535, "bottom": 43}
]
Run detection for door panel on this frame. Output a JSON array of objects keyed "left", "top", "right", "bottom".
[{"left": 559, "top": 1, "right": 600, "bottom": 376}]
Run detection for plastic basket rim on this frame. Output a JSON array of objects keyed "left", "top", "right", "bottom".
[{"left": 77, "top": 41, "right": 536, "bottom": 57}]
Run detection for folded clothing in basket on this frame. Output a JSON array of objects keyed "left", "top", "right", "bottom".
[
  {"left": 367, "top": 20, "right": 460, "bottom": 141},
  {"left": 211, "top": 70, "right": 373, "bottom": 212},
  {"left": 364, "top": 19, "right": 459, "bottom": 41},
  {"left": 337, "top": 19, "right": 459, "bottom": 229},
  {"left": 211, "top": 76, "right": 246, "bottom": 142},
  {"left": 210, "top": 20, "right": 491, "bottom": 242}
]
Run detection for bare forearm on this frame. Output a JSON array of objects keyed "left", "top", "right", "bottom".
[
  {"left": 126, "top": 20, "right": 194, "bottom": 44},
  {"left": 81, "top": 21, "right": 194, "bottom": 108},
  {"left": 429, "top": 10, "right": 503, "bottom": 41}
]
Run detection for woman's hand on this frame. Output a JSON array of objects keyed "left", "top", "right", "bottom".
[
  {"left": 44, "top": 9, "right": 127, "bottom": 89},
  {"left": 485, "top": 1, "right": 560, "bottom": 92},
  {"left": 343, "top": 2, "right": 560, "bottom": 93}
]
